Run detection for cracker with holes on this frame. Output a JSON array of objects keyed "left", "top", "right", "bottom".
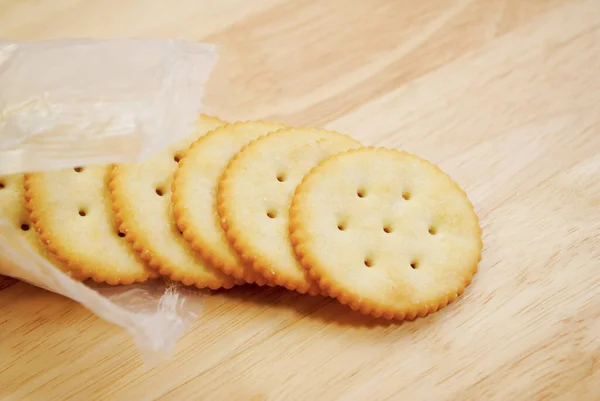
[
  {"left": 0, "top": 174, "right": 86, "bottom": 280},
  {"left": 25, "top": 165, "right": 157, "bottom": 285},
  {"left": 218, "top": 128, "right": 362, "bottom": 294},
  {"left": 290, "top": 148, "right": 482, "bottom": 320},
  {"left": 172, "top": 121, "right": 287, "bottom": 285},
  {"left": 109, "top": 115, "right": 240, "bottom": 289}
]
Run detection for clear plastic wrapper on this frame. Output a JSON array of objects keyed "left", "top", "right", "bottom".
[
  {"left": 0, "top": 38, "right": 226, "bottom": 363},
  {"left": 0, "top": 224, "right": 204, "bottom": 364},
  {"left": 0, "top": 38, "right": 223, "bottom": 175}
]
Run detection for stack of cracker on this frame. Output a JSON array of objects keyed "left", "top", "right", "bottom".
[{"left": 0, "top": 115, "right": 482, "bottom": 320}]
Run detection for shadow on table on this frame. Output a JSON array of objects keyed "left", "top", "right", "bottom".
[
  {"left": 206, "top": 283, "right": 407, "bottom": 329},
  {"left": 4, "top": 277, "right": 436, "bottom": 332}
]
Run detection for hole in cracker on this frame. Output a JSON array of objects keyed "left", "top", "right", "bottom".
[
  {"left": 276, "top": 173, "right": 286, "bottom": 182},
  {"left": 383, "top": 225, "right": 393, "bottom": 234},
  {"left": 118, "top": 232, "right": 126, "bottom": 238},
  {"left": 364, "top": 258, "right": 373, "bottom": 268},
  {"left": 357, "top": 188, "right": 366, "bottom": 198},
  {"left": 74, "top": 167, "right": 83, "bottom": 173},
  {"left": 0, "top": 182, "right": 4, "bottom": 189},
  {"left": 410, "top": 260, "right": 419, "bottom": 269},
  {"left": 337, "top": 222, "right": 346, "bottom": 231},
  {"left": 78, "top": 209, "right": 87, "bottom": 217},
  {"left": 155, "top": 188, "right": 165, "bottom": 196},
  {"left": 20, "top": 224, "right": 30, "bottom": 231},
  {"left": 174, "top": 154, "right": 182, "bottom": 163},
  {"left": 428, "top": 226, "right": 437, "bottom": 235},
  {"left": 266, "top": 210, "right": 277, "bottom": 219},
  {"left": 402, "top": 191, "right": 411, "bottom": 200}
]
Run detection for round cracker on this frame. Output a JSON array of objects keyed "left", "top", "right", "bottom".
[
  {"left": 0, "top": 174, "right": 86, "bottom": 280},
  {"left": 24, "top": 165, "right": 157, "bottom": 285},
  {"left": 172, "top": 121, "right": 287, "bottom": 285},
  {"left": 109, "top": 115, "right": 239, "bottom": 289},
  {"left": 217, "top": 128, "right": 362, "bottom": 294},
  {"left": 290, "top": 147, "right": 483, "bottom": 320}
]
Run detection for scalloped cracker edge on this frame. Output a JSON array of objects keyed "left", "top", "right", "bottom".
[
  {"left": 217, "top": 127, "right": 363, "bottom": 295},
  {"left": 172, "top": 120, "right": 290, "bottom": 285},
  {"left": 109, "top": 115, "right": 241, "bottom": 290},
  {"left": 289, "top": 147, "right": 482, "bottom": 320},
  {"left": 24, "top": 166, "right": 157, "bottom": 285}
]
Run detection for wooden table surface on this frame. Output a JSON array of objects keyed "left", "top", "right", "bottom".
[{"left": 1, "top": 1, "right": 599, "bottom": 400}]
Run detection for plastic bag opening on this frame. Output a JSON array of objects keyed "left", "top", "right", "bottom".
[{"left": 0, "top": 38, "right": 230, "bottom": 364}]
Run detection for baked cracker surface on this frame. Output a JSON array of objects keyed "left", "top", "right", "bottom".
[
  {"left": 0, "top": 174, "right": 86, "bottom": 280},
  {"left": 109, "top": 115, "right": 239, "bottom": 289},
  {"left": 25, "top": 165, "right": 156, "bottom": 285},
  {"left": 290, "top": 147, "right": 483, "bottom": 320},
  {"left": 172, "top": 121, "right": 287, "bottom": 285},
  {"left": 218, "top": 128, "right": 362, "bottom": 295}
]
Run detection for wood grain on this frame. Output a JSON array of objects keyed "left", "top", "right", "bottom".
[{"left": 1, "top": 1, "right": 599, "bottom": 400}]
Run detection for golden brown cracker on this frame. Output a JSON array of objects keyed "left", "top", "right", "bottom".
[
  {"left": 25, "top": 165, "right": 156, "bottom": 285},
  {"left": 217, "top": 128, "right": 362, "bottom": 294},
  {"left": 0, "top": 174, "right": 86, "bottom": 280},
  {"left": 110, "top": 115, "right": 239, "bottom": 289},
  {"left": 172, "top": 121, "right": 286, "bottom": 285},
  {"left": 290, "top": 147, "right": 483, "bottom": 320}
]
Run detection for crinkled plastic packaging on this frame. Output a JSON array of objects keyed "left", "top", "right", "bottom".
[{"left": 0, "top": 38, "right": 226, "bottom": 364}]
